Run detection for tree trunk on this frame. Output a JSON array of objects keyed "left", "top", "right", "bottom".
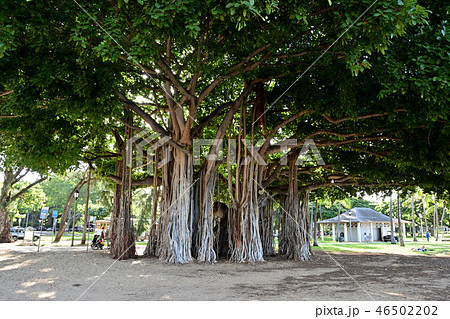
[
  {"left": 283, "top": 191, "right": 312, "bottom": 260},
  {"left": 144, "top": 185, "right": 159, "bottom": 256},
  {"left": 412, "top": 195, "right": 417, "bottom": 242},
  {"left": 259, "top": 196, "right": 275, "bottom": 256},
  {"left": 281, "top": 151, "right": 312, "bottom": 261},
  {"left": 278, "top": 195, "right": 287, "bottom": 255},
  {"left": 336, "top": 203, "right": 341, "bottom": 241},
  {"left": 0, "top": 169, "right": 13, "bottom": 243},
  {"left": 434, "top": 200, "right": 438, "bottom": 241},
  {"left": 313, "top": 200, "right": 318, "bottom": 246},
  {"left": 110, "top": 115, "right": 136, "bottom": 260},
  {"left": 228, "top": 159, "right": 264, "bottom": 263},
  {"left": 213, "top": 201, "right": 229, "bottom": 258},
  {"left": 109, "top": 168, "right": 122, "bottom": 246},
  {"left": 440, "top": 207, "right": 446, "bottom": 234},
  {"left": 397, "top": 196, "right": 405, "bottom": 246},
  {"left": 309, "top": 202, "right": 314, "bottom": 240},
  {"left": 0, "top": 166, "right": 47, "bottom": 242},
  {"left": 144, "top": 147, "right": 160, "bottom": 257},
  {"left": 389, "top": 196, "right": 396, "bottom": 244},
  {"left": 157, "top": 146, "right": 193, "bottom": 263},
  {"left": 54, "top": 180, "right": 86, "bottom": 242},
  {"left": 194, "top": 167, "right": 218, "bottom": 263},
  {"left": 81, "top": 170, "right": 91, "bottom": 245},
  {"left": 0, "top": 206, "right": 12, "bottom": 243},
  {"left": 195, "top": 93, "right": 243, "bottom": 263},
  {"left": 422, "top": 196, "right": 429, "bottom": 234}
]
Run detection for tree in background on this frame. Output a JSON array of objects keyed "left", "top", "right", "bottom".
[
  {"left": 8, "top": 181, "right": 46, "bottom": 227},
  {"left": 0, "top": 160, "right": 47, "bottom": 242}
]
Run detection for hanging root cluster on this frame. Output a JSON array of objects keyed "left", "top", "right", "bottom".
[
  {"left": 228, "top": 161, "right": 264, "bottom": 263},
  {"left": 157, "top": 147, "right": 193, "bottom": 264}
]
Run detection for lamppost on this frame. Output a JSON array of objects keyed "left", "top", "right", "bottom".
[
  {"left": 348, "top": 211, "right": 352, "bottom": 242},
  {"left": 71, "top": 190, "right": 79, "bottom": 247}
]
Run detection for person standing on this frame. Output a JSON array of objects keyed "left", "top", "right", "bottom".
[
  {"left": 368, "top": 233, "right": 372, "bottom": 243},
  {"left": 426, "top": 231, "right": 430, "bottom": 241}
]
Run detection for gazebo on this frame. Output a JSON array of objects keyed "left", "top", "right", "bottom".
[{"left": 317, "top": 207, "right": 409, "bottom": 242}]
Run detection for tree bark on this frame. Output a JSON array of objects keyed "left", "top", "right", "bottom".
[
  {"left": 278, "top": 195, "right": 287, "bottom": 255},
  {"left": 336, "top": 203, "right": 341, "bottom": 241},
  {"left": 389, "top": 196, "right": 396, "bottom": 244},
  {"left": 0, "top": 166, "right": 46, "bottom": 243},
  {"left": 397, "top": 196, "right": 405, "bottom": 247},
  {"left": 195, "top": 92, "right": 243, "bottom": 263},
  {"left": 411, "top": 195, "right": 417, "bottom": 242},
  {"left": 144, "top": 181, "right": 159, "bottom": 257},
  {"left": 433, "top": 199, "right": 438, "bottom": 241},
  {"left": 109, "top": 132, "right": 124, "bottom": 252},
  {"left": 313, "top": 200, "right": 318, "bottom": 246},
  {"left": 259, "top": 196, "right": 275, "bottom": 256},
  {"left": 0, "top": 168, "right": 14, "bottom": 243},
  {"left": 213, "top": 201, "right": 229, "bottom": 258},
  {"left": 81, "top": 170, "right": 91, "bottom": 245},
  {"left": 282, "top": 152, "right": 312, "bottom": 261},
  {"left": 422, "top": 196, "right": 429, "bottom": 234},
  {"left": 157, "top": 146, "right": 193, "bottom": 263},
  {"left": 54, "top": 179, "right": 86, "bottom": 242},
  {"left": 110, "top": 114, "right": 136, "bottom": 260},
  {"left": 440, "top": 207, "right": 446, "bottom": 234},
  {"left": 0, "top": 206, "right": 12, "bottom": 243},
  {"left": 194, "top": 167, "right": 218, "bottom": 263},
  {"left": 228, "top": 161, "right": 264, "bottom": 263}
]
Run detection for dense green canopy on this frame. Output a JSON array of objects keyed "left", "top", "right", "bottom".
[{"left": 0, "top": 0, "right": 448, "bottom": 259}]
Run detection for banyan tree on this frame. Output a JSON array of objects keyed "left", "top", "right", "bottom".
[{"left": 2, "top": 0, "right": 449, "bottom": 262}]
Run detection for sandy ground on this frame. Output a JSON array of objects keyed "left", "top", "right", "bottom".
[{"left": 0, "top": 243, "right": 448, "bottom": 301}]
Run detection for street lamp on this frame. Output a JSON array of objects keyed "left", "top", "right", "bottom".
[
  {"left": 71, "top": 190, "right": 80, "bottom": 247},
  {"left": 348, "top": 211, "right": 352, "bottom": 242}
]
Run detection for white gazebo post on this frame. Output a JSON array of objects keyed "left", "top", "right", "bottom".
[
  {"left": 320, "top": 224, "right": 324, "bottom": 241},
  {"left": 332, "top": 224, "right": 336, "bottom": 241},
  {"left": 369, "top": 223, "right": 374, "bottom": 242},
  {"left": 344, "top": 223, "right": 348, "bottom": 241},
  {"left": 357, "top": 222, "right": 361, "bottom": 242},
  {"left": 381, "top": 223, "right": 385, "bottom": 237}
]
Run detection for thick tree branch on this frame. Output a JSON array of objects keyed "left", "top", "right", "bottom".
[
  {"left": 0, "top": 90, "right": 14, "bottom": 97},
  {"left": 322, "top": 109, "right": 407, "bottom": 125},
  {"left": 11, "top": 175, "right": 48, "bottom": 203},
  {"left": 107, "top": 174, "right": 161, "bottom": 186}
]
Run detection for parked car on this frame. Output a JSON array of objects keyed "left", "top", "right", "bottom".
[
  {"left": 382, "top": 234, "right": 399, "bottom": 242},
  {"left": 35, "top": 226, "right": 46, "bottom": 231},
  {"left": 11, "top": 227, "right": 40, "bottom": 241},
  {"left": 46, "top": 227, "right": 54, "bottom": 231},
  {"left": 10, "top": 226, "right": 24, "bottom": 233}
]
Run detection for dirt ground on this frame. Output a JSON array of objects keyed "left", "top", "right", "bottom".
[{"left": 0, "top": 244, "right": 448, "bottom": 301}]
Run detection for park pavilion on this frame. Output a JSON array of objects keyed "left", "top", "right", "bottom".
[{"left": 317, "top": 207, "right": 409, "bottom": 242}]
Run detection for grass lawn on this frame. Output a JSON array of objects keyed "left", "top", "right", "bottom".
[
  {"left": 314, "top": 236, "right": 450, "bottom": 256},
  {"left": 18, "top": 232, "right": 450, "bottom": 256}
]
